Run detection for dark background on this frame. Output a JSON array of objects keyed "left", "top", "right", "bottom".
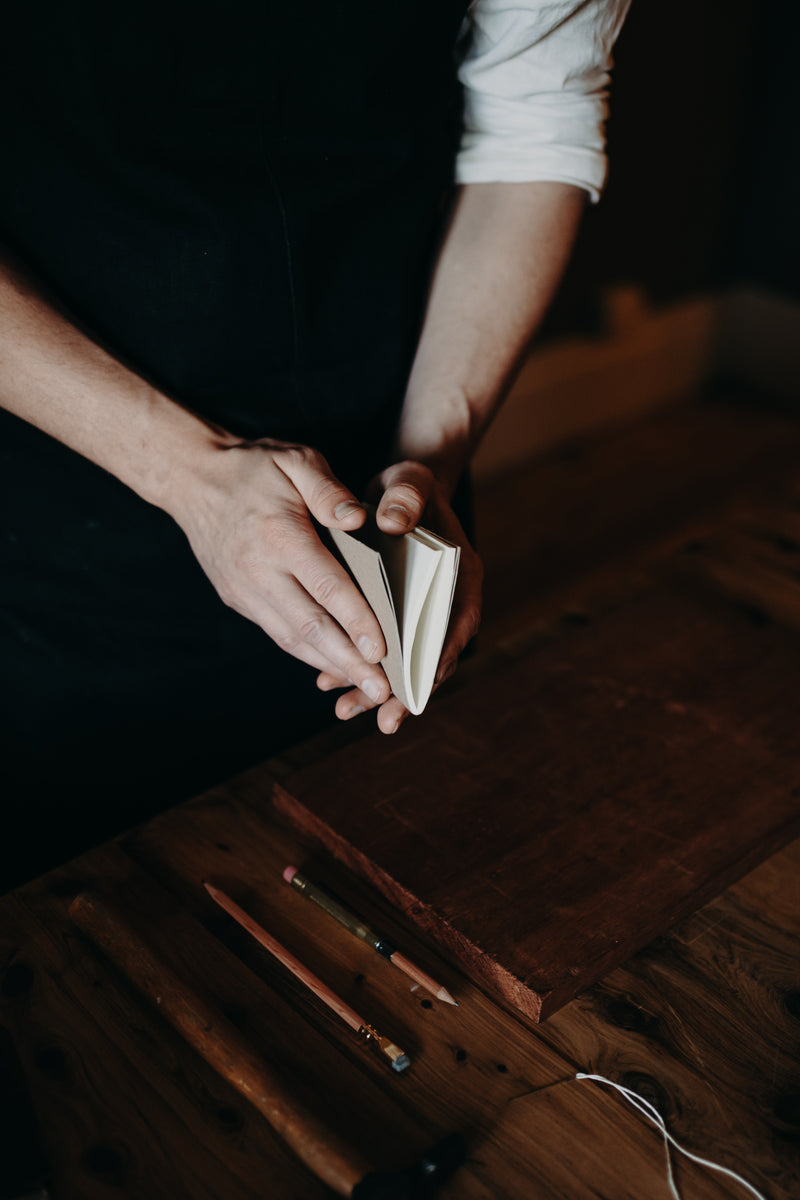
[{"left": 547, "top": 0, "right": 799, "bottom": 333}]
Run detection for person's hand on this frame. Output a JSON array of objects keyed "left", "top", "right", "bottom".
[
  {"left": 315, "top": 460, "right": 483, "bottom": 733},
  {"left": 166, "top": 436, "right": 392, "bottom": 705}
]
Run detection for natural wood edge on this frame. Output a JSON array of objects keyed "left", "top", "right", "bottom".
[{"left": 270, "top": 780, "right": 545, "bottom": 1025}]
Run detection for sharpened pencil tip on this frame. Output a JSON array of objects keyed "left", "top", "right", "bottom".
[{"left": 438, "top": 987, "right": 458, "bottom": 1006}]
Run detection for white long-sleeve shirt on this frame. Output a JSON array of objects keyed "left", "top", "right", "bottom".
[{"left": 457, "top": 0, "right": 632, "bottom": 201}]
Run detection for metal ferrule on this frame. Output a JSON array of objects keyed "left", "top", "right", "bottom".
[{"left": 358, "top": 1024, "right": 411, "bottom": 1073}]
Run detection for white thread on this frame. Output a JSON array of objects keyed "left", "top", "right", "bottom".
[{"left": 574, "top": 1073, "right": 768, "bottom": 1200}]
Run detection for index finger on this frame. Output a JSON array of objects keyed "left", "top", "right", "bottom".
[{"left": 295, "top": 541, "right": 387, "bottom": 666}]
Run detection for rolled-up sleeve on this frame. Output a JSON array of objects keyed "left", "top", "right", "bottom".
[{"left": 456, "top": 0, "right": 632, "bottom": 202}]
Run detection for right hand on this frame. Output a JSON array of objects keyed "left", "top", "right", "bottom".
[{"left": 165, "top": 435, "right": 391, "bottom": 705}]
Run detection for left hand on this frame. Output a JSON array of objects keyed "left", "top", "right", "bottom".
[{"left": 315, "top": 460, "right": 483, "bottom": 733}]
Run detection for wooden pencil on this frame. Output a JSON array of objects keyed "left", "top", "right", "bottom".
[
  {"left": 283, "top": 866, "right": 457, "bottom": 1005},
  {"left": 204, "top": 883, "right": 410, "bottom": 1072}
]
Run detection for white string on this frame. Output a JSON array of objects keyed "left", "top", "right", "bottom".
[{"left": 574, "top": 1073, "right": 768, "bottom": 1200}]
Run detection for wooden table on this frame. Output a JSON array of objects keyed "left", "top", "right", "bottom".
[{"left": 2, "top": 400, "right": 800, "bottom": 1199}]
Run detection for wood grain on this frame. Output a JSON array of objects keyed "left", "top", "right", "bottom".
[
  {"left": 3, "top": 399, "right": 800, "bottom": 1198},
  {"left": 272, "top": 581, "right": 800, "bottom": 1021},
  {"left": 535, "top": 836, "right": 800, "bottom": 1200},
  {"left": 3, "top": 778, "right": 795, "bottom": 1198},
  {"left": 68, "top": 889, "right": 371, "bottom": 1196}
]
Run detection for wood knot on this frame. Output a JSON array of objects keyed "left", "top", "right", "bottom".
[
  {"left": 216, "top": 1105, "right": 245, "bottom": 1132},
  {"left": 562, "top": 611, "right": 591, "bottom": 628},
  {"left": 773, "top": 1093, "right": 800, "bottom": 1128},
  {"left": 605, "top": 998, "right": 659, "bottom": 1036},
  {"left": 740, "top": 604, "right": 771, "bottom": 627},
  {"left": 81, "top": 1142, "right": 128, "bottom": 1180},
  {"left": 34, "top": 1044, "right": 72, "bottom": 1083},
  {"left": 1, "top": 961, "right": 34, "bottom": 998},
  {"left": 619, "top": 1072, "right": 674, "bottom": 1119},
  {"left": 783, "top": 989, "right": 800, "bottom": 1019}
]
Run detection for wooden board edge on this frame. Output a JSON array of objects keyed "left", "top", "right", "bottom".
[
  {"left": 270, "top": 781, "right": 546, "bottom": 1023},
  {"left": 537, "top": 806, "right": 800, "bottom": 1020}
]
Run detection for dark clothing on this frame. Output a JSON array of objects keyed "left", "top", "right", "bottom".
[{"left": 0, "top": 2, "right": 469, "bottom": 889}]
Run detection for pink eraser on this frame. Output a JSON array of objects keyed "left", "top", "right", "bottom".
[{"left": 283, "top": 865, "right": 297, "bottom": 884}]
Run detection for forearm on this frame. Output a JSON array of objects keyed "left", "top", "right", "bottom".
[
  {"left": 0, "top": 252, "right": 225, "bottom": 513},
  {"left": 0, "top": 251, "right": 395, "bottom": 703},
  {"left": 393, "top": 181, "right": 585, "bottom": 495}
]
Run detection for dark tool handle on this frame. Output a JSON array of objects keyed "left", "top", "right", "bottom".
[
  {"left": 69, "top": 892, "right": 370, "bottom": 1196},
  {"left": 0, "top": 1026, "right": 52, "bottom": 1200}
]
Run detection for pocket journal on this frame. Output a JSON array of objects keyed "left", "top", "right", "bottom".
[{"left": 330, "top": 512, "right": 460, "bottom": 715}]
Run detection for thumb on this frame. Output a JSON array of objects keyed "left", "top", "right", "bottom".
[
  {"left": 277, "top": 446, "right": 366, "bottom": 530},
  {"left": 372, "top": 460, "right": 435, "bottom": 532}
]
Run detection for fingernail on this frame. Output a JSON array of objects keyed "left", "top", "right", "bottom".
[
  {"left": 335, "top": 500, "right": 362, "bottom": 520},
  {"left": 385, "top": 504, "right": 409, "bottom": 527},
  {"left": 347, "top": 705, "right": 366, "bottom": 719},
  {"left": 362, "top": 677, "right": 384, "bottom": 703},
  {"left": 358, "top": 635, "right": 379, "bottom": 662}
]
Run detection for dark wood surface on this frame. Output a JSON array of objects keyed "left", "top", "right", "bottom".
[
  {"left": 2, "top": 399, "right": 800, "bottom": 1199},
  {"left": 273, "top": 508, "right": 800, "bottom": 1020},
  {"left": 1, "top": 780, "right": 798, "bottom": 1199}
]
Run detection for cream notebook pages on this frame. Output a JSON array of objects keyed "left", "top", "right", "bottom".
[{"left": 330, "top": 514, "right": 460, "bottom": 715}]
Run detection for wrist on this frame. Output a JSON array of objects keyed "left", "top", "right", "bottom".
[
  {"left": 145, "top": 398, "right": 238, "bottom": 520},
  {"left": 392, "top": 386, "right": 474, "bottom": 500}
]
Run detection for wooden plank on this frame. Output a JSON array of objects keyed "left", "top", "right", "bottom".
[
  {"left": 535, "top": 837, "right": 800, "bottom": 1200},
  {"left": 3, "top": 750, "right": 795, "bottom": 1198},
  {"left": 4, "top": 401, "right": 799, "bottom": 1198},
  {"left": 272, "top": 583, "right": 800, "bottom": 1022},
  {"left": 476, "top": 402, "right": 800, "bottom": 644},
  {"left": 0, "top": 883, "right": 328, "bottom": 1199},
  {"left": 3, "top": 795, "right": 740, "bottom": 1200}
]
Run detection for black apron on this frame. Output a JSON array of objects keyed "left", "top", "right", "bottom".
[{"left": 0, "top": 1, "right": 469, "bottom": 887}]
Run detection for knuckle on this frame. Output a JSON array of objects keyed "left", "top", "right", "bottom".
[
  {"left": 455, "top": 603, "right": 481, "bottom": 644},
  {"left": 274, "top": 630, "right": 300, "bottom": 655},
  {"left": 279, "top": 443, "right": 312, "bottom": 470},
  {"left": 230, "top": 543, "right": 256, "bottom": 577},
  {"left": 309, "top": 475, "right": 345, "bottom": 513},
  {"left": 386, "top": 481, "right": 426, "bottom": 511},
  {"left": 392, "top": 460, "right": 434, "bottom": 486},
  {"left": 297, "top": 616, "right": 325, "bottom": 647},
  {"left": 308, "top": 570, "right": 340, "bottom": 609},
  {"left": 467, "top": 606, "right": 482, "bottom": 640},
  {"left": 440, "top": 659, "right": 457, "bottom": 684}
]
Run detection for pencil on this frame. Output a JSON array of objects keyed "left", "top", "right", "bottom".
[
  {"left": 203, "top": 882, "right": 410, "bottom": 1072},
  {"left": 283, "top": 867, "right": 457, "bottom": 1006}
]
